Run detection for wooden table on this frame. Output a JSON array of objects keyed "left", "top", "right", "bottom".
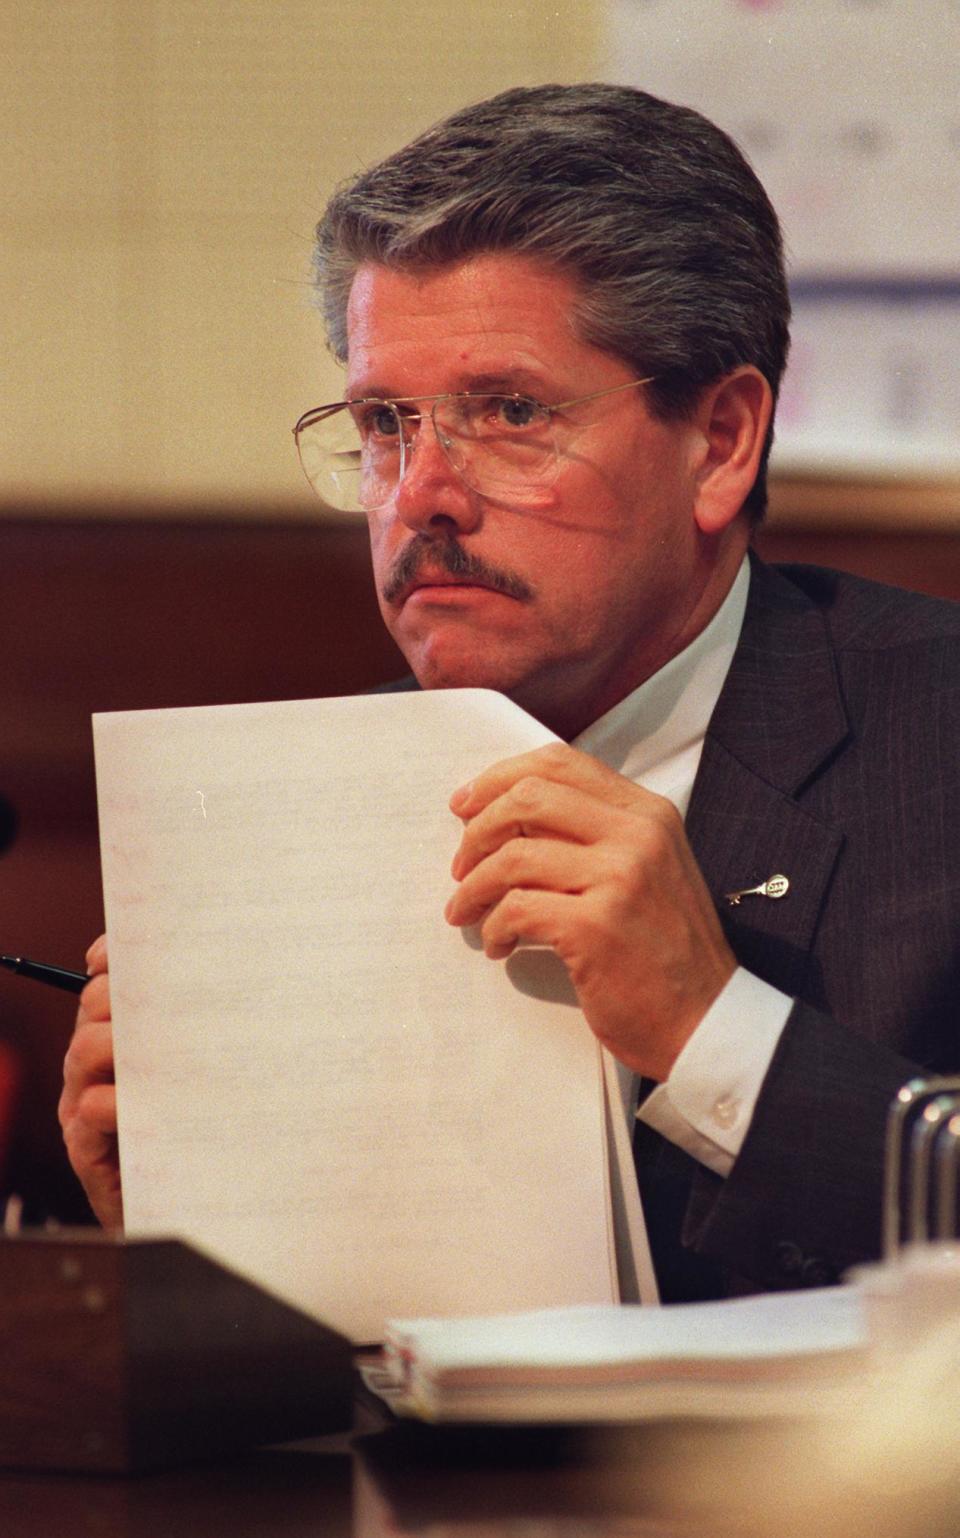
[{"left": 0, "top": 1415, "right": 766, "bottom": 1538}]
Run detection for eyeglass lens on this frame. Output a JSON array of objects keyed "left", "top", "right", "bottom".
[{"left": 296, "top": 396, "right": 561, "bottom": 513}]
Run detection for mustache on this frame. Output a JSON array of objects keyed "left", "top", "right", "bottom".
[{"left": 381, "top": 535, "right": 535, "bottom": 605}]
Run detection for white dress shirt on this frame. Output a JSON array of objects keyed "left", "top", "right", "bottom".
[{"left": 573, "top": 558, "right": 793, "bottom": 1178}]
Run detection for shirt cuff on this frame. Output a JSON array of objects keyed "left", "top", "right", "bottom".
[{"left": 636, "top": 968, "right": 793, "bottom": 1178}]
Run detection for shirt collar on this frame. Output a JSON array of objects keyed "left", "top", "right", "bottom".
[{"left": 573, "top": 557, "right": 750, "bottom": 810}]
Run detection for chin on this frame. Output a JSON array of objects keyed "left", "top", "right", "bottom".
[
  {"left": 403, "top": 642, "right": 526, "bottom": 697},
  {"left": 410, "top": 660, "right": 511, "bottom": 694},
  {"left": 393, "top": 615, "right": 562, "bottom": 704}
]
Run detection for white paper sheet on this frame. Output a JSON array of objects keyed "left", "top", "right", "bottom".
[{"left": 93, "top": 688, "right": 650, "bottom": 1340}]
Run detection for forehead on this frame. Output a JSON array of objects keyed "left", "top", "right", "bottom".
[{"left": 344, "top": 254, "right": 619, "bottom": 395}]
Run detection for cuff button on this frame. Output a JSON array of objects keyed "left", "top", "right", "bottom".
[{"left": 712, "top": 1094, "right": 740, "bottom": 1129}]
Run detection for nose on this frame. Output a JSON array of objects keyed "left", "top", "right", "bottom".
[{"left": 391, "top": 412, "right": 482, "bottom": 535}]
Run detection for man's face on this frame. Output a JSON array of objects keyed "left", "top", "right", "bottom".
[{"left": 346, "top": 253, "right": 729, "bottom": 738}]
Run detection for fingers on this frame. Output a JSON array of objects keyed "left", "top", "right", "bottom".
[
  {"left": 59, "top": 1080, "right": 117, "bottom": 1140},
  {"left": 451, "top": 776, "right": 632, "bottom": 879},
  {"left": 62, "top": 1018, "right": 115, "bottom": 1100},
  {"left": 450, "top": 742, "right": 643, "bottom": 820},
  {"left": 472, "top": 888, "right": 579, "bottom": 962},
  {"left": 445, "top": 748, "right": 735, "bottom": 1080},
  {"left": 60, "top": 1109, "right": 123, "bottom": 1230},
  {"left": 58, "top": 1052, "right": 123, "bottom": 1230},
  {"left": 75, "top": 935, "right": 110, "bottom": 1025},
  {"left": 60, "top": 1017, "right": 118, "bottom": 1159},
  {"left": 85, "top": 933, "right": 108, "bottom": 976},
  {"left": 447, "top": 815, "right": 684, "bottom": 964},
  {"left": 450, "top": 743, "right": 677, "bottom": 879},
  {"left": 59, "top": 1084, "right": 123, "bottom": 1228},
  {"left": 60, "top": 951, "right": 123, "bottom": 1228},
  {"left": 447, "top": 836, "right": 594, "bottom": 929},
  {"left": 77, "top": 973, "right": 110, "bottom": 1024}
]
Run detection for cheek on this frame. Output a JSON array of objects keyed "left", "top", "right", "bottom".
[
  {"left": 365, "top": 515, "right": 390, "bottom": 589},
  {"left": 525, "top": 547, "right": 609, "bottom": 641}
]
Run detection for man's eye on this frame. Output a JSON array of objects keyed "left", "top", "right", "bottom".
[
  {"left": 357, "top": 404, "right": 401, "bottom": 440},
  {"left": 494, "top": 396, "right": 543, "bottom": 430}
]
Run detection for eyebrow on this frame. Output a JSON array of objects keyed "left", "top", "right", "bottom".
[
  {"left": 455, "top": 371, "right": 550, "bottom": 395},
  {"left": 345, "top": 370, "right": 555, "bottom": 404}
]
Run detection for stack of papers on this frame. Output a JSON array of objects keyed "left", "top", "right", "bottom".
[{"left": 367, "top": 1288, "right": 870, "bottom": 1423}]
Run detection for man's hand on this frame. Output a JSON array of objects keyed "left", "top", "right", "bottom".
[
  {"left": 58, "top": 934, "right": 123, "bottom": 1228},
  {"left": 445, "top": 743, "right": 736, "bottom": 1083}
]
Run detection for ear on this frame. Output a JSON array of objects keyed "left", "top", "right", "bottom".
[{"left": 691, "top": 366, "right": 774, "bottom": 536}]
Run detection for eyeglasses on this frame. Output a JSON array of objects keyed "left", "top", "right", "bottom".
[{"left": 292, "top": 377, "right": 655, "bottom": 514}]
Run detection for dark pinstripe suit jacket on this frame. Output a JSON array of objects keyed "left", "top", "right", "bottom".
[
  {"left": 381, "top": 556, "right": 960, "bottom": 1300},
  {"left": 645, "top": 555, "right": 960, "bottom": 1299}
]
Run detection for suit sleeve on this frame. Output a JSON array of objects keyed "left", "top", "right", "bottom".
[{"left": 681, "top": 1000, "right": 922, "bottom": 1290}]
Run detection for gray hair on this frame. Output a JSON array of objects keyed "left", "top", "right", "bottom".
[{"left": 314, "top": 82, "right": 790, "bottom": 520}]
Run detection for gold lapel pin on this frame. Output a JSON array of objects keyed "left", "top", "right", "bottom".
[{"left": 725, "top": 874, "right": 790, "bottom": 907}]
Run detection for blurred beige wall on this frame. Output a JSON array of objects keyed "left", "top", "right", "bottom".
[{"left": 1, "top": 1, "right": 598, "bottom": 513}]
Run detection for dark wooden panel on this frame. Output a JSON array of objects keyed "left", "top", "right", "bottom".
[{"left": 754, "top": 528, "right": 960, "bottom": 602}]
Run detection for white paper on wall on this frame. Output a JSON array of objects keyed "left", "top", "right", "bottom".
[{"left": 601, "top": 0, "right": 960, "bottom": 476}]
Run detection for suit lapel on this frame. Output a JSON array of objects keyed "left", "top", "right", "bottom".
[{"left": 686, "top": 557, "right": 849, "bottom": 997}]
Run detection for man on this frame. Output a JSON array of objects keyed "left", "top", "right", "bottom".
[{"left": 61, "top": 84, "right": 960, "bottom": 1302}]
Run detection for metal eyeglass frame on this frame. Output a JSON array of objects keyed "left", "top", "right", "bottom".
[{"left": 292, "top": 376, "right": 656, "bottom": 511}]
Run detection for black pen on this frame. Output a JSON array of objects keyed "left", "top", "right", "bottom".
[{"left": 0, "top": 955, "right": 90, "bottom": 994}]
